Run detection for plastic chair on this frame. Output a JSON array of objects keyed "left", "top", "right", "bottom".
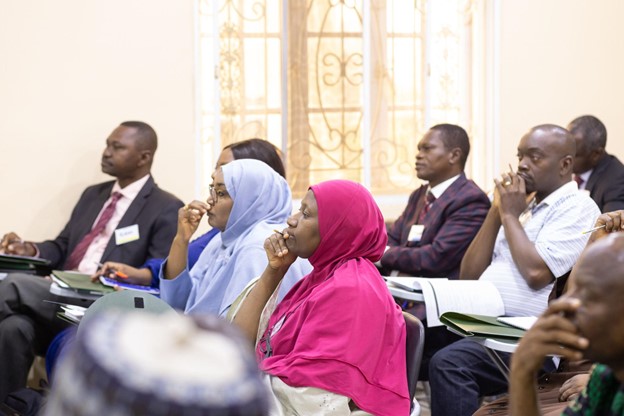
[
  {"left": 46, "top": 291, "right": 175, "bottom": 382},
  {"left": 78, "top": 290, "right": 174, "bottom": 336},
  {"left": 403, "top": 311, "right": 425, "bottom": 414}
]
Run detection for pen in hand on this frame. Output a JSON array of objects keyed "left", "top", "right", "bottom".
[
  {"left": 581, "top": 224, "right": 607, "bottom": 235},
  {"left": 273, "top": 229, "right": 284, "bottom": 236},
  {"left": 95, "top": 261, "right": 128, "bottom": 279}
]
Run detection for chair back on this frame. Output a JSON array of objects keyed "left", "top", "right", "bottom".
[
  {"left": 403, "top": 311, "right": 425, "bottom": 405},
  {"left": 548, "top": 269, "right": 571, "bottom": 303},
  {"left": 77, "top": 290, "right": 174, "bottom": 336}
]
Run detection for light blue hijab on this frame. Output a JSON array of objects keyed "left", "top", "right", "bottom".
[
  {"left": 159, "top": 159, "right": 311, "bottom": 316},
  {"left": 220, "top": 159, "right": 292, "bottom": 246}
]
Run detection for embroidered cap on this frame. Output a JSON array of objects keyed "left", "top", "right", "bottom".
[{"left": 44, "top": 311, "right": 270, "bottom": 416}]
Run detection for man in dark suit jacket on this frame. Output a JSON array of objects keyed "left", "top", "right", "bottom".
[
  {"left": 380, "top": 123, "right": 490, "bottom": 279},
  {"left": 379, "top": 124, "right": 490, "bottom": 381},
  {"left": 30, "top": 176, "right": 180, "bottom": 269},
  {"left": 568, "top": 115, "right": 624, "bottom": 212},
  {"left": 0, "top": 121, "right": 183, "bottom": 402}
]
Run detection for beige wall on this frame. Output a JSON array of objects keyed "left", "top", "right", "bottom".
[
  {"left": 1, "top": 0, "right": 623, "bottom": 243},
  {"left": 0, "top": 0, "right": 196, "bottom": 241},
  {"left": 497, "top": 0, "right": 624, "bottom": 173}
]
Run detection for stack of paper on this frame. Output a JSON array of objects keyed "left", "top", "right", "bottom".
[
  {"left": 57, "top": 304, "right": 87, "bottom": 325},
  {"left": 385, "top": 276, "right": 505, "bottom": 327}
]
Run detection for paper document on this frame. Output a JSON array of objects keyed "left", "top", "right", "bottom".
[
  {"left": 60, "top": 305, "right": 86, "bottom": 323},
  {"left": 497, "top": 316, "right": 538, "bottom": 331},
  {"left": 44, "top": 300, "right": 87, "bottom": 325},
  {"left": 384, "top": 276, "right": 428, "bottom": 292},
  {"left": 385, "top": 276, "right": 505, "bottom": 327}
]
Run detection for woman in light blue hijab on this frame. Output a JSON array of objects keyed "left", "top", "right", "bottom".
[{"left": 159, "top": 159, "right": 310, "bottom": 317}]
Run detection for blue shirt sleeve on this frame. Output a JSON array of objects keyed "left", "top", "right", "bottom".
[
  {"left": 144, "top": 228, "right": 219, "bottom": 288},
  {"left": 188, "top": 228, "right": 219, "bottom": 269}
]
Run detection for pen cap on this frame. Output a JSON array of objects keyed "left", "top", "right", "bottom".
[{"left": 44, "top": 311, "right": 270, "bottom": 416}]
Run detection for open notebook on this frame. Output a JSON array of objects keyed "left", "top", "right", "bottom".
[{"left": 386, "top": 276, "right": 506, "bottom": 327}]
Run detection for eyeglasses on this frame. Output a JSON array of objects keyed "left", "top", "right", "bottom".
[{"left": 208, "top": 184, "right": 228, "bottom": 203}]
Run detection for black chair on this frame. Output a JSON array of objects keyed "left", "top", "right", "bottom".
[{"left": 403, "top": 311, "right": 425, "bottom": 413}]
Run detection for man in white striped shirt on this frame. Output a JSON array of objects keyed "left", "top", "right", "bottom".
[{"left": 428, "top": 124, "right": 601, "bottom": 416}]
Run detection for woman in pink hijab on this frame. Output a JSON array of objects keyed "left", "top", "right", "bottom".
[{"left": 234, "top": 180, "right": 410, "bottom": 416}]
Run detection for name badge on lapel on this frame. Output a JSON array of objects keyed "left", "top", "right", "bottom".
[
  {"left": 407, "top": 224, "right": 425, "bottom": 243},
  {"left": 115, "top": 224, "right": 140, "bottom": 245}
]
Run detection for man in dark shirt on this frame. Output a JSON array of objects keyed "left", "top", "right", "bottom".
[{"left": 568, "top": 115, "right": 624, "bottom": 212}]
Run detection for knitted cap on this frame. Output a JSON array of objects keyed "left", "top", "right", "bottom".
[{"left": 44, "top": 311, "right": 270, "bottom": 416}]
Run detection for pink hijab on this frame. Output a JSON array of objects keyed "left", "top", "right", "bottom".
[{"left": 257, "top": 180, "right": 409, "bottom": 416}]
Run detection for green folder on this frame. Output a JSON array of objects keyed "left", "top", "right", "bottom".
[
  {"left": 440, "top": 312, "right": 526, "bottom": 340},
  {"left": 51, "top": 270, "right": 115, "bottom": 296},
  {"left": 0, "top": 254, "right": 51, "bottom": 272}
]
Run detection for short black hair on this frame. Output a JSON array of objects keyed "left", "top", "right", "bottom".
[
  {"left": 429, "top": 123, "right": 470, "bottom": 168},
  {"left": 120, "top": 121, "right": 158, "bottom": 152},
  {"left": 225, "top": 138, "right": 286, "bottom": 178},
  {"left": 568, "top": 115, "right": 607, "bottom": 150}
]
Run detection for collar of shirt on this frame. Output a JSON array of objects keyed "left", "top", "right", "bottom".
[
  {"left": 533, "top": 181, "right": 579, "bottom": 214},
  {"left": 578, "top": 169, "right": 592, "bottom": 183},
  {"left": 427, "top": 174, "right": 461, "bottom": 199},
  {"left": 519, "top": 181, "right": 579, "bottom": 225},
  {"left": 519, "top": 198, "right": 538, "bottom": 225},
  {"left": 541, "top": 180, "right": 579, "bottom": 206},
  {"left": 112, "top": 174, "right": 151, "bottom": 200},
  {"left": 576, "top": 169, "right": 592, "bottom": 189}
]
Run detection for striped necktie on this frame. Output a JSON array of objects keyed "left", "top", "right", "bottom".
[
  {"left": 418, "top": 191, "right": 436, "bottom": 224},
  {"left": 64, "top": 192, "right": 123, "bottom": 270}
]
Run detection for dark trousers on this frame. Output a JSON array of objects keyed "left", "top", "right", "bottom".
[
  {"left": 429, "top": 338, "right": 509, "bottom": 416},
  {"left": 0, "top": 274, "right": 77, "bottom": 402},
  {"left": 400, "top": 303, "right": 462, "bottom": 381},
  {"left": 420, "top": 324, "right": 462, "bottom": 380}
]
